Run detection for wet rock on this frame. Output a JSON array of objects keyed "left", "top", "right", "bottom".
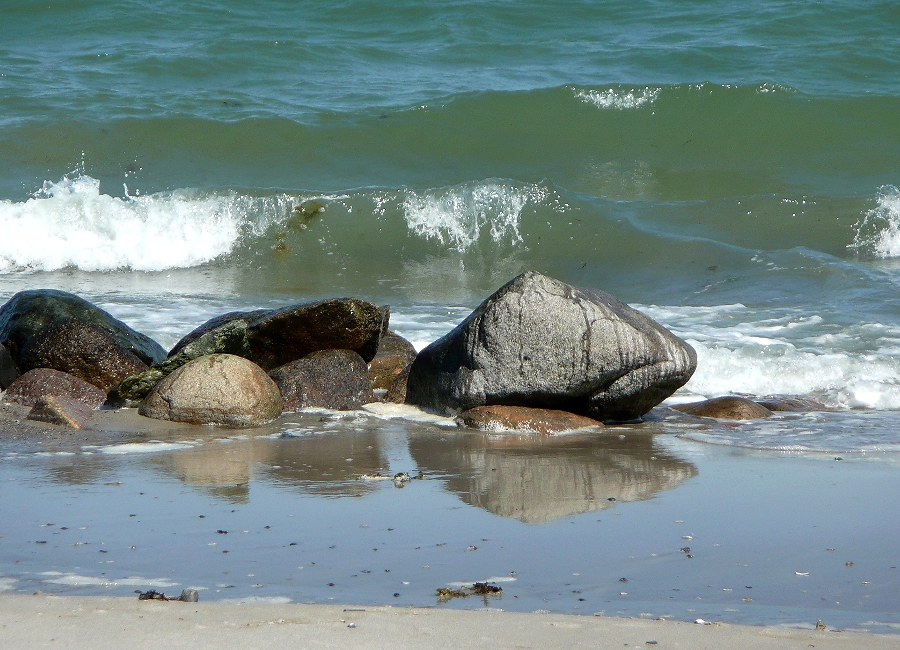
[
  {"left": 384, "top": 365, "right": 411, "bottom": 404},
  {"left": 457, "top": 405, "right": 603, "bottom": 434},
  {"left": 2, "top": 368, "right": 107, "bottom": 409},
  {"left": 178, "top": 589, "right": 199, "bottom": 602},
  {"left": 672, "top": 396, "right": 772, "bottom": 420},
  {"left": 0, "top": 342, "right": 17, "bottom": 389},
  {"left": 27, "top": 395, "right": 94, "bottom": 429},
  {"left": 19, "top": 319, "right": 148, "bottom": 392},
  {"left": 755, "top": 396, "right": 827, "bottom": 412},
  {"left": 139, "top": 354, "right": 282, "bottom": 427},
  {"left": 368, "top": 331, "right": 417, "bottom": 390},
  {"left": 270, "top": 349, "right": 376, "bottom": 411},
  {"left": 117, "top": 319, "right": 251, "bottom": 402},
  {"left": 405, "top": 271, "right": 696, "bottom": 421},
  {"left": 169, "top": 298, "right": 384, "bottom": 371},
  {"left": 0, "top": 289, "right": 166, "bottom": 368}
]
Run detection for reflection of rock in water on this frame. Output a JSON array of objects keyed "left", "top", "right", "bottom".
[
  {"left": 262, "top": 431, "right": 387, "bottom": 497},
  {"left": 153, "top": 440, "right": 276, "bottom": 504},
  {"left": 409, "top": 433, "right": 697, "bottom": 523}
]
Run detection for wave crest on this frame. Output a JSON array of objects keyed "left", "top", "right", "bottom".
[
  {"left": 849, "top": 185, "right": 900, "bottom": 258},
  {"left": 574, "top": 86, "right": 660, "bottom": 110},
  {"left": 0, "top": 175, "right": 245, "bottom": 273},
  {"left": 402, "top": 181, "right": 547, "bottom": 252}
]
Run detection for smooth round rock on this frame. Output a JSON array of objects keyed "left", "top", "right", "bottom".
[
  {"left": 672, "top": 396, "right": 772, "bottom": 420},
  {"left": 457, "top": 405, "right": 603, "bottom": 434},
  {"left": 140, "top": 354, "right": 282, "bottom": 427}
]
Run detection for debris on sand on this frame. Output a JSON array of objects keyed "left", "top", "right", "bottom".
[
  {"left": 136, "top": 589, "right": 199, "bottom": 602},
  {"left": 436, "top": 581, "right": 503, "bottom": 603}
]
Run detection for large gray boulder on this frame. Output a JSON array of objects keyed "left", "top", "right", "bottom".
[
  {"left": 139, "top": 354, "right": 282, "bottom": 427},
  {"left": 0, "top": 289, "right": 166, "bottom": 370},
  {"left": 168, "top": 298, "right": 384, "bottom": 371},
  {"left": 405, "top": 271, "right": 696, "bottom": 422}
]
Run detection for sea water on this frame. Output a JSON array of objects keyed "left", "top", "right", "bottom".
[{"left": 1, "top": 0, "right": 900, "bottom": 626}]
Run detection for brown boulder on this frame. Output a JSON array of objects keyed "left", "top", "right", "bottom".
[
  {"left": 755, "top": 397, "right": 827, "bottom": 412},
  {"left": 0, "top": 342, "right": 17, "bottom": 389},
  {"left": 0, "top": 289, "right": 166, "bottom": 367},
  {"left": 457, "top": 405, "right": 603, "bottom": 434},
  {"left": 672, "top": 396, "right": 772, "bottom": 420},
  {"left": 2, "top": 368, "right": 107, "bottom": 409},
  {"left": 27, "top": 395, "right": 94, "bottom": 429},
  {"left": 384, "top": 365, "right": 411, "bottom": 404},
  {"left": 368, "top": 331, "right": 417, "bottom": 390},
  {"left": 169, "top": 298, "right": 384, "bottom": 371},
  {"left": 140, "top": 354, "right": 282, "bottom": 427},
  {"left": 270, "top": 349, "right": 376, "bottom": 411},
  {"left": 19, "top": 320, "right": 148, "bottom": 391}
]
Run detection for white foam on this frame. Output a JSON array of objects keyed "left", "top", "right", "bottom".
[
  {"left": 362, "top": 402, "right": 458, "bottom": 427},
  {"left": 849, "top": 185, "right": 900, "bottom": 257},
  {"left": 402, "top": 181, "right": 546, "bottom": 252},
  {"left": 39, "top": 572, "right": 179, "bottom": 588},
  {"left": 0, "top": 175, "right": 244, "bottom": 273},
  {"left": 640, "top": 303, "right": 900, "bottom": 410},
  {"left": 0, "top": 577, "right": 16, "bottom": 592},
  {"left": 98, "top": 441, "right": 197, "bottom": 455},
  {"left": 575, "top": 87, "right": 660, "bottom": 110}
]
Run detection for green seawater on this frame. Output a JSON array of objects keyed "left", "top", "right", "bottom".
[{"left": 1, "top": 1, "right": 900, "bottom": 405}]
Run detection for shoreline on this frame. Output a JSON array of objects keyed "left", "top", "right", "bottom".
[{"left": 1, "top": 594, "right": 897, "bottom": 649}]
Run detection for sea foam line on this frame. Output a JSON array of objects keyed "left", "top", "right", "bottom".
[{"left": 0, "top": 175, "right": 244, "bottom": 273}]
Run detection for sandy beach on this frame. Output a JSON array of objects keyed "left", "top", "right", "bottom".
[{"left": 2, "top": 593, "right": 898, "bottom": 649}]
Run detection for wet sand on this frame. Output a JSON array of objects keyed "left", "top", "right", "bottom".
[
  {"left": 1, "top": 402, "right": 899, "bottom": 640},
  {"left": 1, "top": 594, "right": 897, "bottom": 649}
]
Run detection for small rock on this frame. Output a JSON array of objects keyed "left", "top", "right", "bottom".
[
  {"left": 384, "top": 365, "right": 411, "bottom": 404},
  {"left": 27, "top": 395, "right": 94, "bottom": 429},
  {"left": 2, "top": 368, "right": 107, "bottom": 409},
  {"left": 672, "top": 396, "right": 772, "bottom": 420},
  {"left": 457, "top": 405, "right": 603, "bottom": 434},
  {"left": 179, "top": 589, "right": 199, "bottom": 602},
  {"left": 368, "top": 331, "right": 417, "bottom": 390},
  {"left": 270, "top": 349, "right": 375, "bottom": 411}
]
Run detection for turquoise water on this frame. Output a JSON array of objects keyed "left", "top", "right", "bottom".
[{"left": 2, "top": 3, "right": 900, "bottom": 424}]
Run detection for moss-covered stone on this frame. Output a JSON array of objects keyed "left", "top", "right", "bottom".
[{"left": 117, "top": 320, "right": 251, "bottom": 402}]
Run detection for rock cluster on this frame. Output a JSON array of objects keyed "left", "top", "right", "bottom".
[{"left": 5, "top": 272, "right": 813, "bottom": 433}]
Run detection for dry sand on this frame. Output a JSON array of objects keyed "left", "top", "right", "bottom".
[{"left": 1, "top": 594, "right": 896, "bottom": 649}]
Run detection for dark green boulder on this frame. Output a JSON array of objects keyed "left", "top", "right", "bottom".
[{"left": 0, "top": 290, "right": 166, "bottom": 371}]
